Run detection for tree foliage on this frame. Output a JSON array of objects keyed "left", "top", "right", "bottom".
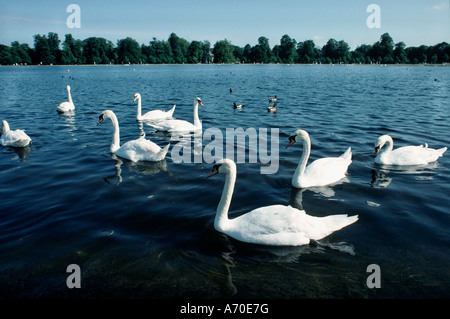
[{"left": 1, "top": 32, "right": 449, "bottom": 65}]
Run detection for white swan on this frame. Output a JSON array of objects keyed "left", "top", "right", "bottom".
[
  {"left": 97, "top": 110, "right": 169, "bottom": 162},
  {"left": 57, "top": 85, "right": 75, "bottom": 113},
  {"left": 146, "top": 97, "right": 203, "bottom": 133},
  {"left": 374, "top": 134, "right": 447, "bottom": 165},
  {"left": 1, "top": 120, "right": 32, "bottom": 147},
  {"left": 286, "top": 129, "right": 352, "bottom": 188},
  {"left": 207, "top": 159, "right": 358, "bottom": 246},
  {"left": 133, "top": 93, "right": 176, "bottom": 121}
]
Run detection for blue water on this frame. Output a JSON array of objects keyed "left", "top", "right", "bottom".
[{"left": 0, "top": 64, "right": 449, "bottom": 299}]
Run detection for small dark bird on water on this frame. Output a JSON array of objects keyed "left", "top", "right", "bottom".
[
  {"left": 268, "top": 102, "right": 277, "bottom": 113},
  {"left": 230, "top": 88, "right": 235, "bottom": 93},
  {"left": 234, "top": 102, "right": 245, "bottom": 109},
  {"left": 268, "top": 95, "right": 277, "bottom": 103}
]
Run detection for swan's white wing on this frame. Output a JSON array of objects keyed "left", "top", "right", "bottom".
[
  {"left": 146, "top": 119, "right": 199, "bottom": 133},
  {"left": 0, "top": 130, "right": 31, "bottom": 147},
  {"left": 141, "top": 110, "right": 171, "bottom": 120},
  {"left": 57, "top": 101, "right": 75, "bottom": 112},
  {"left": 226, "top": 205, "right": 358, "bottom": 246},
  {"left": 301, "top": 156, "right": 351, "bottom": 187},
  {"left": 141, "top": 105, "right": 176, "bottom": 120},
  {"left": 115, "top": 138, "right": 168, "bottom": 162}
]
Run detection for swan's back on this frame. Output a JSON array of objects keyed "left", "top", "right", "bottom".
[
  {"left": 115, "top": 138, "right": 169, "bottom": 162},
  {"left": 141, "top": 105, "right": 176, "bottom": 121},
  {"left": 223, "top": 204, "right": 358, "bottom": 246},
  {"left": 377, "top": 145, "right": 447, "bottom": 165},
  {"left": 148, "top": 118, "right": 200, "bottom": 132},
  {"left": 57, "top": 101, "right": 74, "bottom": 113},
  {"left": 0, "top": 122, "right": 31, "bottom": 147},
  {"left": 298, "top": 148, "right": 352, "bottom": 188}
]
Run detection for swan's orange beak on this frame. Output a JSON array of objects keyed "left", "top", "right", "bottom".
[
  {"left": 285, "top": 136, "right": 296, "bottom": 149},
  {"left": 199, "top": 101, "right": 204, "bottom": 107},
  {"left": 133, "top": 96, "right": 138, "bottom": 102},
  {"left": 97, "top": 115, "right": 104, "bottom": 125}
]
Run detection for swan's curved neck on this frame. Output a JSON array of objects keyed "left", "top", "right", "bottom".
[
  {"left": 67, "top": 88, "right": 73, "bottom": 104},
  {"left": 1, "top": 121, "right": 10, "bottom": 133},
  {"left": 379, "top": 137, "right": 393, "bottom": 159},
  {"left": 193, "top": 101, "right": 201, "bottom": 128},
  {"left": 292, "top": 136, "right": 311, "bottom": 184},
  {"left": 215, "top": 168, "right": 236, "bottom": 231},
  {"left": 108, "top": 113, "right": 120, "bottom": 153},
  {"left": 136, "top": 96, "right": 142, "bottom": 119}
]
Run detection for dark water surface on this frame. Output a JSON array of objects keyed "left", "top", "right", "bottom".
[{"left": 0, "top": 64, "right": 449, "bottom": 299}]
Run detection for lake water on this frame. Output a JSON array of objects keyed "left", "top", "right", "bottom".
[{"left": 0, "top": 64, "right": 449, "bottom": 300}]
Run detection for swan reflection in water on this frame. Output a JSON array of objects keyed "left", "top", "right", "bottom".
[
  {"left": 1, "top": 144, "right": 31, "bottom": 160},
  {"left": 103, "top": 154, "right": 170, "bottom": 186},
  {"left": 371, "top": 161, "right": 440, "bottom": 188}
]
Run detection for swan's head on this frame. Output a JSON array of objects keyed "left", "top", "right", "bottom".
[
  {"left": 133, "top": 93, "right": 141, "bottom": 102},
  {"left": 195, "top": 97, "right": 204, "bottom": 107},
  {"left": 206, "top": 158, "right": 236, "bottom": 178},
  {"left": 286, "top": 129, "right": 310, "bottom": 149},
  {"left": 66, "top": 85, "right": 71, "bottom": 91},
  {"left": 374, "top": 135, "right": 392, "bottom": 157},
  {"left": 97, "top": 110, "right": 115, "bottom": 125}
]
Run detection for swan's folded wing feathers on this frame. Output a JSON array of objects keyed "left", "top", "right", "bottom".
[
  {"left": 115, "top": 139, "right": 164, "bottom": 162},
  {"left": 1, "top": 130, "right": 31, "bottom": 147}
]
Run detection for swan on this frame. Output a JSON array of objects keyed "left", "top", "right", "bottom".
[
  {"left": 146, "top": 97, "right": 203, "bottom": 133},
  {"left": 233, "top": 102, "right": 245, "bottom": 109},
  {"left": 133, "top": 93, "right": 176, "bottom": 121},
  {"left": 97, "top": 110, "right": 169, "bottom": 162},
  {"left": 57, "top": 85, "right": 75, "bottom": 113},
  {"left": 285, "top": 129, "right": 352, "bottom": 188},
  {"left": 374, "top": 134, "right": 447, "bottom": 165},
  {"left": 1, "top": 120, "right": 31, "bottom": 147},
  {"left": 207, "top": 159, "right": 358, "bottom": 246}
]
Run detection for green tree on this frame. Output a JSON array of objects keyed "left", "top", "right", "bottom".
[
  {"left": 168, "top": 33, "right": 189, "bottom": 64},
  {"left": 243, "top": 44, "right": 252, "bottom": 63},
  {"left": 371, "top": 32, "right": 394, "bottom": 63},
  {"left": 202, "top": 41, "right": 212, "bottom": 64},
  {"left": 278, "top": 34, "right": 297, "bottom": 63},
  {"left": 0, "top": 45, "right": 12, "bottom": 65},
  {"left": 117, "top": 37, "right": 144, "bottom": 64},
  {"left": 297, "top": 40, "right": 318, "bottom": 63},
  {"left": 47, "top": 32, "right": 62, "bottom": 64},
  {"left": 62, "top": 34, "right": 84, "bottom": 64},
  {"left": 82, "top": 37, "right": 115, "bottom": 64},
  {"left": 146, "top": 37, "right": 173, "bottom": 63},
  {"left": 187, "top": 40, "right": 203, "bottom": 63},
  {"left": 213, "top": 39, "right": 235, "bottom": 63},
  {"left": 10, "top": 41, "right": 32, "bottom": 64},
  {"left": 250, "top": 36, "right": 272, "bottom": 63},
  {"left": 33, "top": 34, "right": 53, "bottom": 64},
  {"left": 393, "top": 42, "right": 408, "bottom": 64}
]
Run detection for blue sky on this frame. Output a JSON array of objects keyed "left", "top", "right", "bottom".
[{"left": 0, "top": 0, "right": 449, "bottom": 49}]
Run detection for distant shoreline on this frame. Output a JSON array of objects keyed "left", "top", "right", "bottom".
[{"left": 2, "top": 63, "right": 449, "bottom": 67}]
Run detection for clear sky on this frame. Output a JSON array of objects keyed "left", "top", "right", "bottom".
[{"left": 0, "top": 0, "right": 449, "bottom": 49}]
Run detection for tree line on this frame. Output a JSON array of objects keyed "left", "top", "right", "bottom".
[{"left": 1, "top": 32, "right": 449, "bottom": 65}]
